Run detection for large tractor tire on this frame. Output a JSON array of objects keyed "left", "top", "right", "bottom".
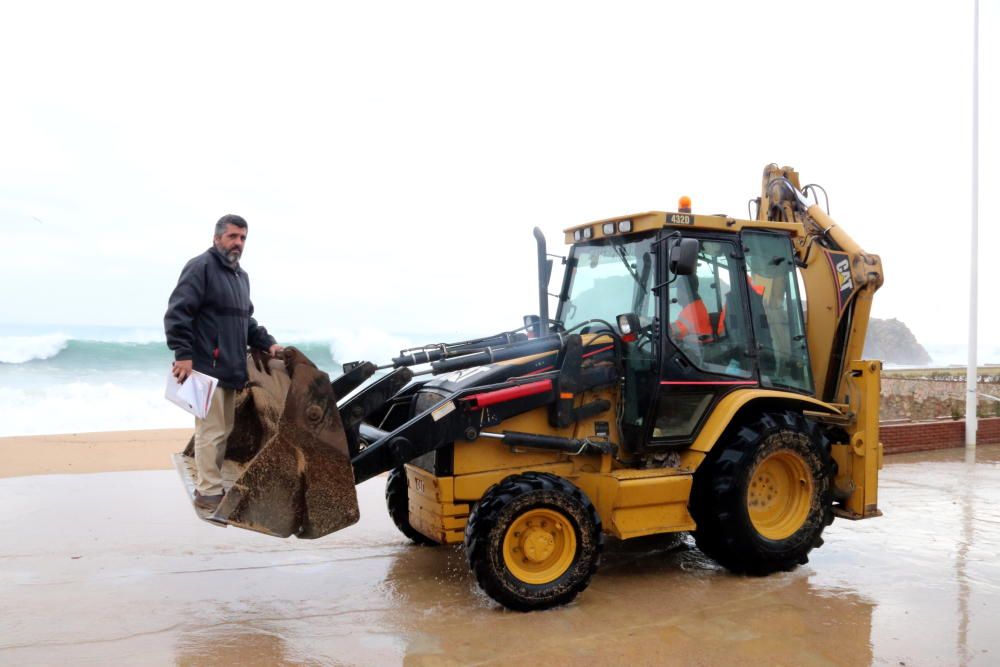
[
  {"left": 689, "top": 411, "right": 835, "bottom": 575},
  {"left": 385, "top": 467, "right": 437, "bottom": 546},
  {"left": 464, "top": 472, "right": 603, "bottom": 612}
]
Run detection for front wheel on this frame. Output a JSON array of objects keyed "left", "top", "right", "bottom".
[
  {"left": 385, "top": 467, "right": 437, "bottom": 546},
  {"left": 689, "top": 411, "right": 835, "bottom": 575},
  {"left": 465, "top": 472, "right": 603, "bottom": 611}
]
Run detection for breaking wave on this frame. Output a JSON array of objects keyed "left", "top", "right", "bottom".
[
  {"left": 326, "top": 327, "right": 415, "bottom": 366},
  {"left": 0, "top": 334, "right": 71, "bottom": 364},
  {"left": 0, "top": 325, "right": 420, "bottom": 437}
]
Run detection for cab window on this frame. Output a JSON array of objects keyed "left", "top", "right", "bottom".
[
  {"left": 742, "top": 231, "right": 813, "bottom": 393},
  {"left": 561, "top": 236, "right": 655, "bottom": 330},
  {"left": 666, "top": 239, "right": 753, "bottom": 378}
]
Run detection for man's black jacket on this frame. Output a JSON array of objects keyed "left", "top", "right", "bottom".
[{"left": 164, "top": 247, "right": 276, "bottom": 389}]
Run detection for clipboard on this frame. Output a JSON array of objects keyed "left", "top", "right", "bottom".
[{"left": 165, "top": 369, "right": 219, "bottom": 419}]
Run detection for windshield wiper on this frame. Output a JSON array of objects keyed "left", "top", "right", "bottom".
[
  {"left": 612, "top": 241, "right": 654, "bottom": 315},
  {"left": 613, "top": 241, "right": 643, "bottom": 287}
]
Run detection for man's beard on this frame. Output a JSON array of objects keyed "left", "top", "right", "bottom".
[{"left": 215, "top": 242, "right": 241, "bottom": 264}]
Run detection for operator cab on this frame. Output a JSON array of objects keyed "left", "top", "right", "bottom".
[{"left": 556, "top": 212, "right": 812, "bottom": 453}]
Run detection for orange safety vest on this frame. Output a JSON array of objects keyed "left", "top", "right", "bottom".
[{"left": 673, "top": 300, "right": 713, "bottom": 341}]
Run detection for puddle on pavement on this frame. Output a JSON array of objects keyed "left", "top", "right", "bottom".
[{"left": 1, "top": 445, "right": 998, "bottom": 666}]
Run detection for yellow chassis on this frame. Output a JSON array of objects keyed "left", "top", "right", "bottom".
[
  {"left": 407, "top": 462, "right": 696, "bottom": 545},
  {"left": 405, "top": 361, "right": 883, "bottom": 545}
]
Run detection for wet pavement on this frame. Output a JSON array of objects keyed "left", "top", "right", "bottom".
[{"left": 1, "top": 445, "right": 998, "bottom": 666}]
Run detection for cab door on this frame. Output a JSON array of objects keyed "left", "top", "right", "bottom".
[
  {"left": 645, "top": 234, "right": 757, "bottom": 448},
  {"left": 741, "top": 230, "right": 813, "bottom": 394}
]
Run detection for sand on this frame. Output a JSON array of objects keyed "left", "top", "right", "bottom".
[
  {"left": 0, "top": 428, "right": 191, "bottom": 478},
  {"left": 2, "top": 431, "right": 998, "bottom": 665},
  {"left": 1, "top": 443, "right": 998, "bottom": 665}
]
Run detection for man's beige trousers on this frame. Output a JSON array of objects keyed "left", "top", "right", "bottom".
[{"left": 193, "top": 387, "right": 235, "bottom": 495}]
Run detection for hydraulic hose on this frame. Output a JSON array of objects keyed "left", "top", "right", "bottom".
[{"left": 430, "top": 334, "right": 565, "bottom": 375}]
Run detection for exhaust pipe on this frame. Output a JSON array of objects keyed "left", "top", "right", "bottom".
[{"left": 533, "top": 227, "right": 552, "bottom": 337}]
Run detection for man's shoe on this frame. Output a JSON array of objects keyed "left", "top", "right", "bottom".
[{"left": 194, "top": 491, "right": 224, "bottom": 511}]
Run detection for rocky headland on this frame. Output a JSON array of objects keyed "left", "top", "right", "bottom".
[{"left": 863, "top": 318, "right": 932, "bottom": 365}]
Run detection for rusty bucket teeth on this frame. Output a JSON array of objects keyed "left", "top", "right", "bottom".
[{"left": 214, "top": 347, "right": 360, "bottom": 539}]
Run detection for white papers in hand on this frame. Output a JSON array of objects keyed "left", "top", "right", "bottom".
[{"left": 165, "top": 370, "right": 219, "bottom": 419}]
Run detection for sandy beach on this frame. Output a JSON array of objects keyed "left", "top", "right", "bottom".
[{"left": 0, "top": 428, "right": 191, "bottom": 478}]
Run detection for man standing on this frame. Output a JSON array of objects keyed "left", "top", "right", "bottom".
[{"left": 164, "top": 214, "right": 283, "bottom": 511}]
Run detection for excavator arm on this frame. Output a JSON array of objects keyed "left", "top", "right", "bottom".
[{"left": 756, "top": 164, "right": 884, "bottom": 519}]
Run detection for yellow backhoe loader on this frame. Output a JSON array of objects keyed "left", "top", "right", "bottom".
[{"left": 175, "top": 164, "right": 883, "bottom": 611}]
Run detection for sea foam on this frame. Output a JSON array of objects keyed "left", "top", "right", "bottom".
[
  {"left": 0, "top": 334, "right": 71, "bottom": 364},
  {"left": 326, "top": 327, "right": 415, "bottom": 366},
  {"left": 0, "top": 382, "right": 191, "bottom": 437}
]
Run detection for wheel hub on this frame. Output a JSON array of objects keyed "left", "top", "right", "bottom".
[
  {"left": 522, "top": 526, "right": 556, "bottom": 562},
  {"left": 502, "top": 508, "right": 576, "bottom": 584},
  {"left": 747, "top": 449, "right": 813, "bottom": 540}
]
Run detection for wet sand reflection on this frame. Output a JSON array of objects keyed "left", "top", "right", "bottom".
[{"left": 0, "top": 445, "right": 997, "bottom": 665}]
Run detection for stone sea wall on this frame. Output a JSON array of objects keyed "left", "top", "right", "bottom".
[{"left": 881, "top": 376, "right": 1000, "bottom": 421}]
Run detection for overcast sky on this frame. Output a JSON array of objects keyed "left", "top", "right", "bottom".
[{"left": 0, "top": 1, "right": 996, "bottom": 351}]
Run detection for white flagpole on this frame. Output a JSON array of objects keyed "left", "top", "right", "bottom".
[{"left": 966, "top": 0, "right": 980, "bottom": 456}]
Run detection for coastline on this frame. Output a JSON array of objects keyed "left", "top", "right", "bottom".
[
  {"left": 2, "top": 424, "right": 995, "bottom": 480},
  {"left": 0, "top": 428, "right": 191, "bottom": 478}
]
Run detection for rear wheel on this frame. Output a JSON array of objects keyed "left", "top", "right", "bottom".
[
  {"left": 385, "top": 467, "right": 437, "bottom": 546},
  {"left": 690, "top": 411, "right": 835, "bottom": 575},
  {"left": 465, "top": 472, "right": 603, "bottom": 611}
]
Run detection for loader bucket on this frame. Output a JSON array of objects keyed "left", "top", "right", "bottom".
[{"left": 175, "top": 347, "right": 360, "bottom": 539}]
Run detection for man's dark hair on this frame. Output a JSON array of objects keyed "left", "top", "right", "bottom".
[{"left": 215, "top": 214, "right": 248, "bottom": 237}]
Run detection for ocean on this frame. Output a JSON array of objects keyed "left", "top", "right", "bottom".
[
  {"left": 0, "top": 324, "right": 421, "bottom": 437},
  {"left": 0, "top": 324, "right": 996, "bottom": 438}
]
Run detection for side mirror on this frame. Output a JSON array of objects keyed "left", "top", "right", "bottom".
[
  {"left": 669, "top": 238, "right": 699, "bottom": 276},
  {"left": 616, "top": 312, "right": 641, "bottom": 336}
]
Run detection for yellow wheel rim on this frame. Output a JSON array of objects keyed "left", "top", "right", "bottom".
[
  {"left": 502, "top": 508, "right": 576, "bottom": 584},
  {"left": 747, "top": 450, "right": 813, "bottom": 540}
]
